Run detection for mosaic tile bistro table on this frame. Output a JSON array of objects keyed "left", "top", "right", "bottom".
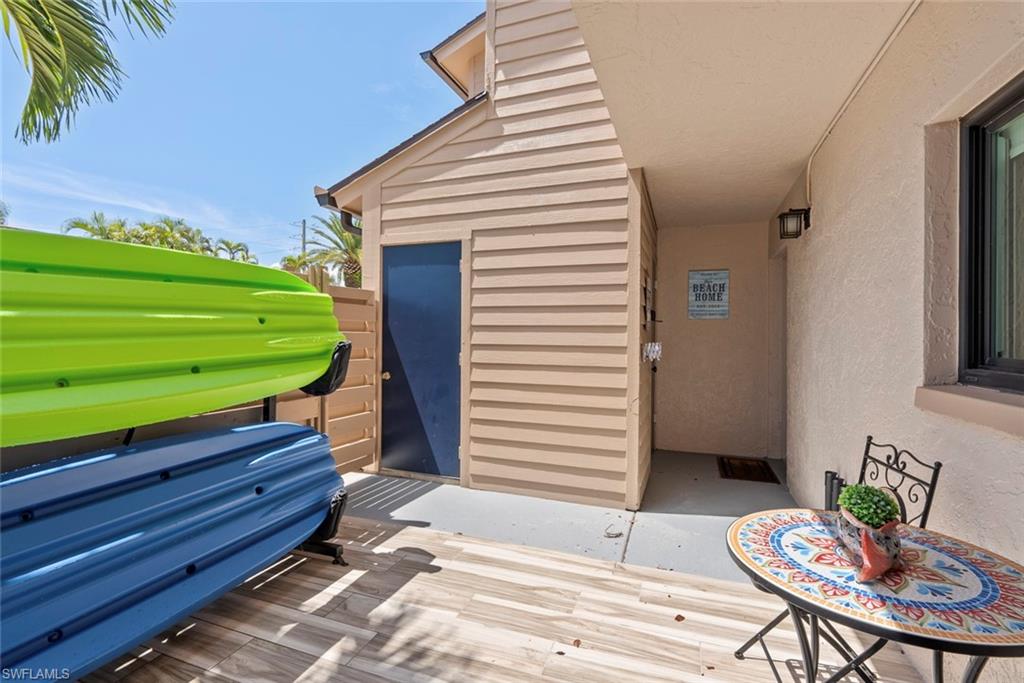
[{"left": 727, "top": 509, "right": 1024, "bottom": 682}]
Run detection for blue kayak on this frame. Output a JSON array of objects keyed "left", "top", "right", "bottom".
[{"left": 0, "top": 422, "right": 345, "bottom": 680}]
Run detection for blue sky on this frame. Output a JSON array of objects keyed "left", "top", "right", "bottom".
[{"left": 1, "top": 1, "right": 483, "bottom": 264}]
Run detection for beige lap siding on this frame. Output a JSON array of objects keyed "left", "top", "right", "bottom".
[{"left": 378, "top": 0, "right": 631, "bottom": 506}]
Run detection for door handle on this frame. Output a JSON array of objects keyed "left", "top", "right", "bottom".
[{"left": 381, "top": 371, "right": 392, "bottom": 381}]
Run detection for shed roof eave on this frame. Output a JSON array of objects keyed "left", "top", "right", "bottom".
[
  {"left": 420, "top": 49, "right": 469, "bottom": 99},
  {"left": 315, "top": 91, "right": 488, "bottom": 209},
  {"left": 419, "top": 11, "right": 485, "bottom": 98},
  {"left": 429, "top": 11, "right": 485, "bottom": 59}
]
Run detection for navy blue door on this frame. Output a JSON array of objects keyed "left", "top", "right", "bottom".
[{"left": 381, "top": 242, "right": 461, "bottom": 477}]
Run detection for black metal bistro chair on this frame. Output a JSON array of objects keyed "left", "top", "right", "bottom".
[{"left": 734, "top": 435, "right": 943, "bottom": 683}]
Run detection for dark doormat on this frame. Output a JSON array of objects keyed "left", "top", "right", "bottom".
[{"left": 717, "top": 456, "right": 780, "bottom": 484}]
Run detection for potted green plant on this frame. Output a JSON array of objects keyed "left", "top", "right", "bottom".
[{"left": 835, "top": 484, "right": 902, "bottom": 581}]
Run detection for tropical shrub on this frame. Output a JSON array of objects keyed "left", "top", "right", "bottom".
[{"left": 63, "top": 212, "right": 256, "bottom": 262}]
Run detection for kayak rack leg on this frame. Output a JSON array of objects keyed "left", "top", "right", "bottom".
[
  {"left": 297, "top": 489, "right": 348, "bottom": 566},
  {"left": 297, "top": 538, "right": 347, "bottom": 565},
  {"left": 262, "top": 396, "right": 277, "bottom": 422}
]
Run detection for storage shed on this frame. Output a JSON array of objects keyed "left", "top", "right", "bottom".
[{"left": 316, "top": 0, "right": 656, "bottom": 509}]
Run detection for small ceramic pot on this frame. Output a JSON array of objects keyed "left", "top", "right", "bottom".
[{"left": 835, "top": 507, "right": 901, "bottom": 581}]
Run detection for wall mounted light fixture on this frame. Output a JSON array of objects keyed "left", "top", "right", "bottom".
[{"left": 778, "top": 208, "right": 811, "bottom": 239}]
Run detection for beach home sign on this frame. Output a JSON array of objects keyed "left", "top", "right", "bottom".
[{"left": 688, "top": 269, "right": 729, "bottom": 320}]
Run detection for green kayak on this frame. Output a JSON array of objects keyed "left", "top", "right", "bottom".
[{"left": 0, "top": 228, "right": 345, "bottom": 447}]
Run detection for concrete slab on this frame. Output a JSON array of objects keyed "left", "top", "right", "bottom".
[
  {"left": 625, "top": 452, "right": 796, "bottom": 581},
  {"left": 342, "top": 451, "right": 796, "bottom": 582},
  {"left": 343, "top": 472, "right": 633, "bottom": 562}
]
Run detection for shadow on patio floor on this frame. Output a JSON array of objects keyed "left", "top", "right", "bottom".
[{"left": 337, "top": 451, "right": 797, "bottom": 582}]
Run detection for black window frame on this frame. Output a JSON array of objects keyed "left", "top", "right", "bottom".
[{"left": 959, "top": 74, "right": 1024, "bottom": 394}]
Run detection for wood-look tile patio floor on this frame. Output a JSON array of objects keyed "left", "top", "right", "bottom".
[{"left": 84, "top": 516, "right": 921, "bottom": 683}]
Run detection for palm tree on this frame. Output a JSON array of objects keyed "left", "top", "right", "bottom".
[
  {"left": 217, "top": 239, "right": 257, "bottom": 263},
  {"left": 140, "top": 217, "right": 212, "bottom": 255},
  {"left": 64, "top": 213, "right": 256, "bottom": 261},
  {"left": 63, "top": 211, "right": 128, "bottom": 239},
  {"left": 237, "top": 245, "right": 257, "bottom": 264},
  {"left": 1, "top": 0, "right": 174, "bottom": 143},
  {"left": 131, "top": 220, "right": 170, "bottom": 247},
  {"left": 279, "top": 253, "right": 312, "bottom": 274},
  {"left": 309, "top": 214, "right": 362, "bottom": 287}
]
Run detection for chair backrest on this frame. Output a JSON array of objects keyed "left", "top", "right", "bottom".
[
  {"left": 825, "top": 436, "right": 942, "bottom": 528},
  {"left": 824, "top": 470, "right": 844, "bottom": 511}
]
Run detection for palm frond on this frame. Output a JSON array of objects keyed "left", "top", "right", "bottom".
[
  {"left": 1, "top": 0, "right": 174, "bottom": 143},
  {"left": 102, "top": 0, "right": 172, "bottom": 37},
  {"left": 306, "top": 214, "right": 362, "bottom": 286}
]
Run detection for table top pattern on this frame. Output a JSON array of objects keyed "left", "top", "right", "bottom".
[{"left": 728, "top": 509, "right": 1024, "bottom": 653}]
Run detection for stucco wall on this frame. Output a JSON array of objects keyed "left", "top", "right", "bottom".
[
  {"left": 767, "top": 252, "right": 787, "bottom": 460},
  {"left": 653, "top": 222, "right": 770, "bottom": 458},
  {"left": 779, "top": 3, "right": 1024, "bottom": 680}
]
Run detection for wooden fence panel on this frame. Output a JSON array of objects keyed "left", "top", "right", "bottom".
[{"left": 306, "top": 274, "right": 377, "bottom": 474}]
